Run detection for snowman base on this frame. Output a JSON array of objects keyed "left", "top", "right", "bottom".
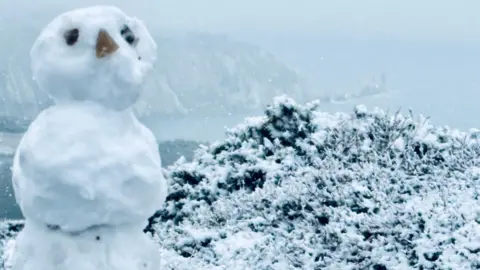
[{"left": 9, "top": 221, "right": 160, "bottom": 270}]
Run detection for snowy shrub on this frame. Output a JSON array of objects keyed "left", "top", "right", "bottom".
[
  {"left": 149, "top": 96, "right": 480, "bottom": 269},
  {"left": 0, "top": 221, "right": 22, "bottom": 241},
  {"left": 0, "top": 220, "right": 22, "bottom": 269}
]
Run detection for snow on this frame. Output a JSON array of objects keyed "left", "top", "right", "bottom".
[
  {"left": 1, "top": 239, "right": 14, "bottom": 270},
  {"left": 6, "top": 5, "right": 167, "bottom": 270}
]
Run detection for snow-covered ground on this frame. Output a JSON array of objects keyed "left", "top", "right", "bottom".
[{"left": 3, "top": 95, "right": 480, "bottom": 269}]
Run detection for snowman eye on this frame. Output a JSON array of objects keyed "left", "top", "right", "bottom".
[
  {"left": 64, "top": 28, "right": 79, "bottom": 46},
  {"left": 120, "top": 25, "right": 137, "bottom": 46}
]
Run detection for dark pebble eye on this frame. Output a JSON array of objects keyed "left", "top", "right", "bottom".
[
  {"left": 121, "top": 25, "right": 137, "bottom": 46},
  {"left": 125, "top": 35, "right": 135, "bottom": 44},
  {"left": 64, "top": 28, "right": 79, "bottom": 46}
]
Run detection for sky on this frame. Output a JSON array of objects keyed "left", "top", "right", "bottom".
[
  {"left": 154, "top": 0, "right": 480, "bottom": 44},
  {"left": 2, "top": 0, "right": 480, "bottom": 134},
  {"left": 2, "top": 0, "right": 480, "bottom": 44},
  {"left": 2, "top": 0, "right": 480, "bottom": 96}
]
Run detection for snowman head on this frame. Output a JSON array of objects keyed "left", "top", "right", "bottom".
[{"left": 30, "top": 6, "right": 157, "bottom": 111}]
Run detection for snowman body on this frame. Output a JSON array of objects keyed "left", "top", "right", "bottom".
[{"left": 9, "top": 6, "right": 167, "bottom": 270}]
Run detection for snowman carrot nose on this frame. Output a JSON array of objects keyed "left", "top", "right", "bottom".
[{"left": 96, "top": 29, "right": 119, "bottom": 59}]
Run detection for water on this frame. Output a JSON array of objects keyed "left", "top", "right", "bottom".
[
  {"left": 0, "top": 133, "right": 21, "bottom": 219},
  {"left": 146, "top": 88, "right": 479, "bottom": 145},
  {"left": 0, "top": 156, "right": 17, "bottom": 220}
]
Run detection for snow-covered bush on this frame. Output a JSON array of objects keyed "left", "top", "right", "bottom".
[
  {"left": 0, "top": 220, "right": 22, "bottom": 269},
  {"left": 149, "top": 96, "right": 480, "bottom": 269}
]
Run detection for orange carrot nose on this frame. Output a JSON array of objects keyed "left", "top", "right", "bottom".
[{"left": 96, "top": 29, "right": 119, "bottom": 59}]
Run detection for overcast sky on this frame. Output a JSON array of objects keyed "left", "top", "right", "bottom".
[
  {"left": 154, "top": 0, "right": 480, "bottom": 43},
  {"left": 2, "top": 0, "right": 480, "bottom": 44},
  {"left": 2, "top": 0, "right": 480, "bottom": 132}
]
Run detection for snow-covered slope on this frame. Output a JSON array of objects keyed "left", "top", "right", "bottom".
[
  {"left": 135, "top": 33, "right": 307, "bottom": 116},
  {"left": 3, "top": 96, "right": 480, "bottom": 269}
]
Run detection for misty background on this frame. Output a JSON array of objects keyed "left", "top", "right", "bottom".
[{"left": 1, "top": 0, "right": 480, "bottom": 141}]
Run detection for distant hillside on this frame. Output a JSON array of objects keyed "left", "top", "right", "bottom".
[
  {"left": 0, "top": 30, "right": 387, "bottom": 121},
  {"left": 0, "top": 31, "right": 309, "bottom": 120},
  {"left": 134, "top": 32, "right": 307, "bottom": 116}
]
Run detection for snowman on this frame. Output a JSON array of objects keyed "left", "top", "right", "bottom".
[{"left": 8, "top": 6, "right": 168, "bottom": 270}]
